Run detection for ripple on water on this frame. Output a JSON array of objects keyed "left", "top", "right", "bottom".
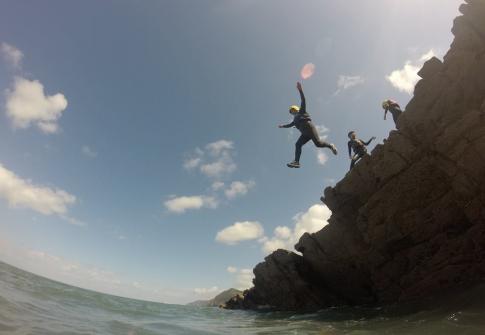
[{"left": 1, "top": 262, "right": 485, "bottom": 335}]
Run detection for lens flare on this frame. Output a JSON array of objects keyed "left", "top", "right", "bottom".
[{"left": 300, "top": 63, "right": 315, "bottom": 80}]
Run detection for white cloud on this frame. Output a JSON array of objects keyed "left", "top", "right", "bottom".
[
  {"left": 211, "top": 181, "right": 225, "bottom": 191},
  {"left": 5, "top": 77, "right": 68, "bottom": 134},
  {"left": 234, "top": 268, "right": 254, "bottom": 290},
  {"left": 274, "top": 226, "right": 291, "bottom": 240},
  {"left": 293, "top": 204, "right": 331, "bottom": 239},
  {"left": 216, "top": 221, "right": 264, "bottom": 245},
  {"left": 183, "top": 157, "right": 201, "bottom": 170},
  {"left": 1, "top": 42, "right": 23, "bottom": 69},
  {"left": 334, "top": 75, "right": 365, "bottom": 95},
  {"left": 261, "top": 204, "right": 331, "bottom": 254},
  {"left": 0, "top": 163, "right": 76, "bottom": 216},
  {"left": 200, "top": 157, "right": 236, "bottom": 179},
  {"left": 194, "top": 286, "right": 220, "bottom": 295},
  {"left": 386, "top": 49, "right": 436, "bottom": 94},
  {"left": 183, "top": 140, "right": 237, "bottom": 179},
  {"left": 169, "top": 139, "right": 247, "bottom": 215},
  {"left": 419, "top": 50, "right": 435, "bottom": 62},
  {"left": 38, "top": 122, "right": 58, "bottom": 133},
  {"left": 386, "top": 63, "right": 419, "bottom": 94},
  {"left": 164, "top": 195, "right": 218, "bottom": 214},
  {"left": 261, "top": 237, "right": 288, "bottom": 254},
  {"left": 226, "top": 266, "right": 238, "bottom": 273},
  {"left": 82, "top": 145, "right": 97, "bottom": 158},
  {"left": 61, "top": 215, "right": 86, "bottom": 227},
  {"left": 206, "top": 140, "right": 233, "bottom": 156},
  {"left": 224, "top": 180, "right": 255, "bottom": 199},
  {"left": 316, "top": 151, "right": 328, "bottom": 166},
  {"left": 226, "top": 266, "right": 254, "bottom": 290}
]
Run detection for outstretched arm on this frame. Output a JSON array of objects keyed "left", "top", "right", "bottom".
[
  {"left": 278, "top": 121, "right": 295, "bottom": 128},
  {"left": 363, "top": 137, "right": 376, "bottom": 146},
  {"left": 297, "top": 82, "right": 306, "bottom": 113}
]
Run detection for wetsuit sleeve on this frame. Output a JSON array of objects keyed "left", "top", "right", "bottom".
[
  {"left": 281, "top": 121, "right": 295, "bottom": 128},
  {"left": 363, "top": 138, "right": 374, "bottom": 146},
  {"left": 348, "top": 141, "right": 352, "bottom": 157},
  {"left": 298, "top": 89, "right": 306, "bottom": 114}
]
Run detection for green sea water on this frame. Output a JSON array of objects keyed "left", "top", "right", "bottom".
[{"left": 1, "top": 261, "right": 485, "bottom": 335}]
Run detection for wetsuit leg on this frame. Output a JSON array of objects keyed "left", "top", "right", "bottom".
[
  {"left": 350, "top": 156, "right": 357, "bottom": 170},
  {"left": 350, "top": 152, "right": 365, "bottom": 170},
  {"left": 295, "top": 134, "right": 311, "bottom": 162},
  {"left": 391, "top": 108, "right": 402, "bottom": 125},
  {"left": 305, "top": 123, "right": 331, "bottom": 148}
]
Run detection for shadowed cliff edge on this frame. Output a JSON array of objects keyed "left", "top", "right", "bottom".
[{"left": 225, "top": 0, "right": 485, "bottom": 311}]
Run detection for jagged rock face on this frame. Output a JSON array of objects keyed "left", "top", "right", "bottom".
[{"left": 231, "top": 0, "right": 485, "bottom": 311}]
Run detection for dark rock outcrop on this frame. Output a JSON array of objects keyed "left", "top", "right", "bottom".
[{"left": 228, "top": 0, "right": 485, "bottom": 311}]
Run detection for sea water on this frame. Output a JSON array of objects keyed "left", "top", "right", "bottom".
[{"left": 1, "top": 261, "right": 485, "bottom": 335}]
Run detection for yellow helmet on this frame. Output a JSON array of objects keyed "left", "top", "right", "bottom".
[
  {"left": 382, "top": 100, "right": 390, "bottom": 109},
  {"left": 289, "top": 105, "right": 300, "bottom": 112}
]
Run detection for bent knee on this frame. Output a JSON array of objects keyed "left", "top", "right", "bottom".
[{"left": 316, "top": 142, "right": 329, "bottom": 148}]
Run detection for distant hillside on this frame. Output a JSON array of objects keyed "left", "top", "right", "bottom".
[{"left": 187, "top": 288, "right": 242, "bottom": 307}]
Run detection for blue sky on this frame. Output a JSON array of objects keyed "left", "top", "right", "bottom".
[{"left": 0, "top": 0, "right": 462, "bottom": 304}]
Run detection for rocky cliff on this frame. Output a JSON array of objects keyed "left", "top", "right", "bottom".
[{"left": 227, "top": 0, "right": 485, "bottom": 311}]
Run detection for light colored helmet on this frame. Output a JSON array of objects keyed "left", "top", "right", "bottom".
[
  {"left": 289, "top": 105, "right": 300, "bottom": 112},
  {"left": 382, "top": 100, "right": 390, "bottom": 109}
]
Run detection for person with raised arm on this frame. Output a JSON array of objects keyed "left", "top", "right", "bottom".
[
  {"left": 347, "top": 131, "right": 376, "bottom": 170},
  {"left": 278, "top": 82, "right": 338, "bottom": 168}
]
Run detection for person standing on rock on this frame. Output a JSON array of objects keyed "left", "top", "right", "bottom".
[
  {"left": 278, "top": 82, "right": 338, "bottom": 168},
  {"left": 382, "top": 99, "right": 402, "bottom": 126},
  {"left": 348, "top": 131, "right": 375, "bottom": 170}
]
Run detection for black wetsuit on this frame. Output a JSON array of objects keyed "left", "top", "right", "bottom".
[
  {"left": 385, "top": 101, "right": 402, "bottom": 125},
  {"left": 282, "top": 90, "right": 331, "bottom": 162},
  {"left": 348, "top": 137, "right": 374, "bottom": 170}
]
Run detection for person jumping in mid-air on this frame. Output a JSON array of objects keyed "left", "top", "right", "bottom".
[
  {"left": 348, "top": 131, "right": 375, "bottom": 170},
  {"left": 278, "top": 82, "right": 338, "bottom": 168},
  {"left": 382, "top": 99, "right": 402, "bottom": 126}
]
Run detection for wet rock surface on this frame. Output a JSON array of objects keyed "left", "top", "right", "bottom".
[{"left": 226, "top": 0, "right": 485, "bottom": 311}]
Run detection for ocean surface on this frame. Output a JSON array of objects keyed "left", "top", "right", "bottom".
[{"left": 1, "top": 261, "right": 485, "bottom": 335}]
